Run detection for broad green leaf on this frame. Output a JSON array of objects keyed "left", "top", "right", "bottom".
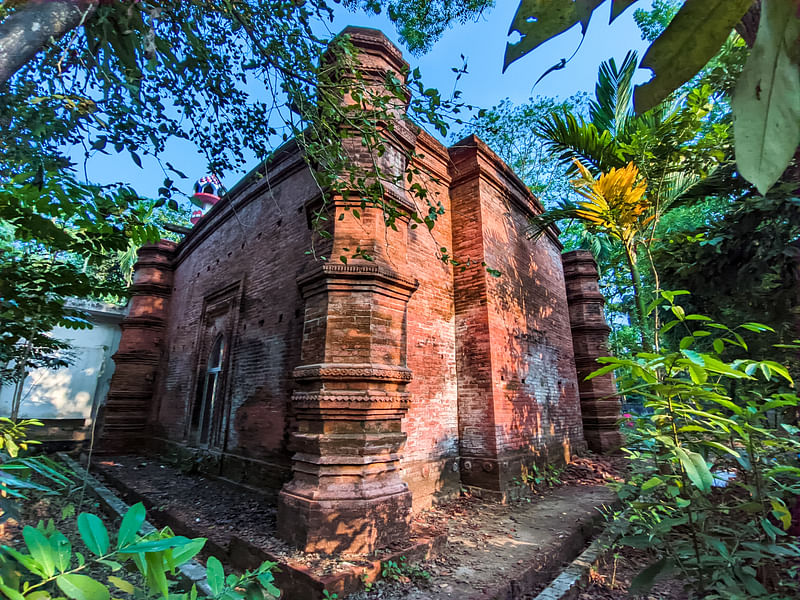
[
  {"left": 741, "top": 575, "right": 768, "bottom": 597},
  {"left": 733, "top": 0, "right": 800, "bottom": 194},
  {"left": 117, "top": 502, "right": 146, "bottom": 549},
  {"left": 55, "top": 574, "right": 109, "bottom": 600},
  {"left": 713, "top": 338, "right": 725, "bottom": 354},
  {"left": 676, "top": 447, "right": 713, "bottom": 493},
  {"left": 145, "top": 551, "right": 169, "bottom": 599},
  {"left": 504, "top": 0, "right": 604, "bottom": 70},
  {"left": 681, "top": 349, "right": 705, "bottom": 366},
  {"left": 51, "top": 530, "right": 72, "bottom": 573},
  {"left": 0, "top": 582, "right": 24, "bottom": 600},
  {"left": 22, "top": 525, "right": 55, "bottom": 577},
  {"left": 121, "top": 536, "right": 192, "bottom": 554},
  {"left": 630, "top": 558, "right": 671, "bottom": 594},
  {"left": 107, "top": 576, "right": 134, "bottom": 594},
  {"left": 77, "top": 514, "right": 110, "bottom": 556},
  {"left": 635, "top": 0, "right": 754, "bottom": 113},
  {"left": 167, "top": 538, "right": 206, "bottom": 569},
  {"left": 206, "top": 556, "right": 225, "bottom": 596},
  {"left": 641, "top": 476, "right": 664, "bottom": 492},
  {"left": 687, "top": 363, "right": 707, "bottom": 384}
]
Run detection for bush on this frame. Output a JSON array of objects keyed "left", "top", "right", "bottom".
[{"left": 597, "top": 291, "right": 800, "bottom": 599}]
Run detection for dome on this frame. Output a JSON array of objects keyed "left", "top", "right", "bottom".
[{"left": 190, "top": 174, "right": 224, "bottom": 208}]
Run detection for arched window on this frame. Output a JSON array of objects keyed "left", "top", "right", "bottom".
[{"left": 190, "top": 335, "right": 225, "bottom": 446}]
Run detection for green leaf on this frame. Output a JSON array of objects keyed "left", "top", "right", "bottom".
[
  {"left": 676, "top": 447, "right": 713, "bottom": 493},
  {"left": 634, "top": 0, "right": 754, "bottom": 113},
  {"left": 55, "top": 574, "right": 110, "bottom": 600},
  {"left": 687, "top": 363, "right": 707, "bottom": 384},
  {"left": 97, "top": 559, "right": 123, "bottom": 571},
  {"left": 733, "top": 0, "right": 800, "bottom": 194},
  {"left": 206, "top": 556, "right": 225, "bottom": 596},
  {"left": 77, "top": 514, "right": 110, "bottom": 556},
  {"left": 167, "top": 538, "right": 206, "bottom": 569},
  {"left": 51, "top": 530, "right": 72, "bottom": 573},
  {"left": 701, "top": 441, "right": 740, "bottom": 458},
  {"left": 23, "top": 525, "right": 55, "bottom": 577},
  {"left": 630, "top": 558, "right": 671, "bottom": 594},
  {"left": 121, "top": 536, "right": 191, "bottom": 554},
  {"left": 117, "top": 502, "right": 146, "bottom": 549},
  {"left": 145, "top": 551, "right": 168, "bottom": 599},
  {"left": 504, "top": 0, "right": 604, "bottom": 70},
  {"left": 681, "top": 349, "right": 705, "bottom": 366},
  {"left": 107, "top": 576, "right": 134, "bottom": 594},
  {"left": 0, "top": 582, "right": 24, "bottom": 600},
  {"left": 641, "top": 476, "right": 664, "bottom": 492},
  {"left": 713, "top": 338, "right": 725, "bottom": 354}
]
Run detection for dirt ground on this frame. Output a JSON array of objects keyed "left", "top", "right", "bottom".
[
  {"left": 352, "top": 485, "right": 617, "bottom": 600},
  {"left": 94, "top": 454, "right": 625, "bottom": 599}
]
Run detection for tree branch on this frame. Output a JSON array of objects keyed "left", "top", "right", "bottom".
[{"left": 0, "top": 0, "right": 96, "bottom": 85}]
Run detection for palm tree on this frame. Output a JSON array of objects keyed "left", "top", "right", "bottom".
[
  {"left": 534, "top": 159, "right": 656, "bottom": 350},
  {"left": 531, "top": 51, "right": 733, "bottom": 351}
]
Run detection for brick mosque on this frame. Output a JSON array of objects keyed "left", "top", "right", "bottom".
[{"left": 99, "top": 27, "right": 623, "bottom": 555}]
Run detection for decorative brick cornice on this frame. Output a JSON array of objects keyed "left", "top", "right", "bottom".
[
  {"left": 292, "top": 390, "right": 412, "bottom": 406},
  {"left": 293, "top": 363, "right": 413, "bottom": 382},
  {"left": 297, "top": 262, "right": 419, "bottom": 300}
]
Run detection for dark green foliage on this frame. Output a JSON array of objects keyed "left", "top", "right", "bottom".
[
  {"left": 0, "top": 0, "right": 484, "bottom": 385},
  {"left": 657, "top": 191, "right": 800, "bottom": 364},
  {"left": 345, "top": 0, "right": 494, "bottom": 54}
]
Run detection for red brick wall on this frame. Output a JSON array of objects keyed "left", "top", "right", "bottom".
[
  {"left": 141, "top": 116, "right": 586, "bottom": 508},
  {"left": 151, "top": 147, "right": 320, "bottom": 488},
  {"left": 448, "top": 136, "right": 585, "bottom": 491},
  {"left": 401, "top": 131, "right": 461, "bottom": 509}
]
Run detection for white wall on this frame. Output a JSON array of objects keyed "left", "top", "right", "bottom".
[{"left": 0, "top": 307, "right": 123, "bottom": 423}]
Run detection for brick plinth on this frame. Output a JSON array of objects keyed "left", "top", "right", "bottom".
[
  {"left": 277, "top": 261, "right": 418, "bottom": 554},
  {"left": 99, "top": 241, "right": 176, "bottom": 453},
  {"left": 562, "top": 250, "right": 623, "bottom": 453}
]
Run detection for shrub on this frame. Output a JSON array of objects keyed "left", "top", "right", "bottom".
[{"left": 597, "top": 291, "right": 800, "bottom": 599}]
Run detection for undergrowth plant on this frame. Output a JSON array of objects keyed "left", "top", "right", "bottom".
[
  {"left": 595, "top": 291, "right": 800, "bottom": 599},
  {"left": 0, "top": 419, "right": 73, "bottom": 524},
  {"left": 0, "top": 501, "right": 280, "bottom": 600}
]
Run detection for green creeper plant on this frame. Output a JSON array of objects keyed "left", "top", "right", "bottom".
[
  {"left": 0, "top": 501, "right": 280, "bottom": 600},
  {"left": 594, "top": 291, "right": 800, "bottom": 598}
]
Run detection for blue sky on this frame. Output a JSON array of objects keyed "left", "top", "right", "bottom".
[{"left": 76, "top": 1, "right": 655, "bottom": 204}]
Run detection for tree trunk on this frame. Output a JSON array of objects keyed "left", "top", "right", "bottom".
[
  {"left": 0, "top": 0, "right": 97, "bottom": 85},
  {"left": 624, "top": 245, "right": 652, "bottom": 352}
]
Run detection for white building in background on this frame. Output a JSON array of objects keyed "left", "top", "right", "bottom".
[{"left": 0, "top": 299, "right": 125, "bottom": 443}]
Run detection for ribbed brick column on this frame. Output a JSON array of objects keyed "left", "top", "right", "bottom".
[
  {"left": 99, "top": 241, "right": 176, "bottom": 453},
  {"left": 276, "top": 27, "right": 420, "bottom": 555},
  {"left": 562, "top": 250, "right": 623, "bottom": 453}
]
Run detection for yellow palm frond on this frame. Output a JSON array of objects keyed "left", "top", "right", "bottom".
[{"left": 569, "top": 159, "right": 651, "bottom": 248}]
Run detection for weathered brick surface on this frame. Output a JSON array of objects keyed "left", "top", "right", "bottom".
[
  {"left": 562, "top": 250, "right": 623, "bottom": 453},
  {"left": 101, "top": 26, "right": 617, "bottom": 555},
  {"left": 449, "top": 137, "right": 585, "bottom": 491}
]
